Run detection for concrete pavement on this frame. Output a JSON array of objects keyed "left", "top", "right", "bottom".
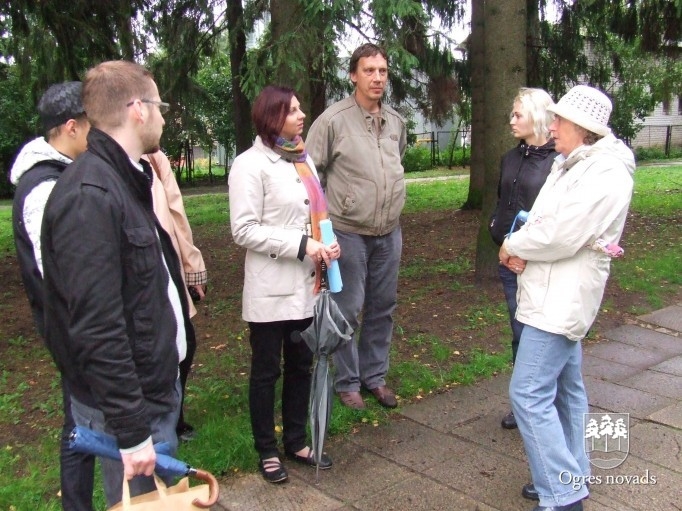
[{"left": 210, "top": 304, "right": 682, "bottom": 511}]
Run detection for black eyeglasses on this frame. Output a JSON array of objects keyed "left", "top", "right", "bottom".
[{"left": 126, "top": 99, "right": 170, "bottom": 115}]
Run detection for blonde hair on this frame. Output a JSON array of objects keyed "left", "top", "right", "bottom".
[
  {"left": 512, "top": 88, "right": 554, "bottom": 141},
  {"left": 83, "top": 61, "right": 156, "bottom": 130}
]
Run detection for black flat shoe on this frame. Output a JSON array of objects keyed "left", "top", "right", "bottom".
[
  {"left": 522, "top": 483, "right": 539, "bottom": 500},
  {"left": 532, "top": 500, "right": 583, "bottom": 511},
  {"left": 259, "top": 458, "right": 288, "bottom": 483},
  {"left": 176, "top": 422, "right": 196, "bottom": 442},
  {"left": 524, "top": 482, "right": 589, "bottom": 501},
  {"left": 285, "top": 449, "right": 333, "bottom": 470},
  {"left": 501, "top": 411, "right": 518, "bottom": 429}
]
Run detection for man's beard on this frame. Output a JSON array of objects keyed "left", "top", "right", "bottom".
[
  {"left": 142, "top": 131, "right": 161, "bottom": 155},
  {"left": 143, "top": 142, "right": 161, "bottom": 154}
]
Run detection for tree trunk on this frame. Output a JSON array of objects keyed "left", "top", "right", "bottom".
[
  {"left": 227, "top": 0, "right": 252, "bottom": 155},
  {"left": 526, "top": 0, "right": 541, "bottom": 87},
  {"left": 270, "top": 0, "right": 326, "bottom": 131},
  {"left": 464, "top": 0, "right": 486, "bottom": 210},
  {"left": 474, "top": 0, "right": 526, "bottom": 283}
]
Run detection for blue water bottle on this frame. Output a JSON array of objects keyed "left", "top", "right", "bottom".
[
  {"left": 319, "top": 219, "right": 343, "bottom": 293},
  {"left": 507, "top": 210, "right": 529, "bottom": 238}
]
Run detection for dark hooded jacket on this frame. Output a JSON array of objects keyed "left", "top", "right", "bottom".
[
  {"left": 488, "top": 140, "right": 558, "bottom": 246},
  {"left": 11, "top": 137, "right": 71, "bottom": 335},
  {"left": 41, "top": 127, "right": 188, "bottom": 449}
]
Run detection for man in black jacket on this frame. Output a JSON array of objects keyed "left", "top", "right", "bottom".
[
  {"left": 41, "top": 61, "right": 190, "bottom": 507},
  {"left": 11, "top": 82, "right": 94, "bottom": 511}
]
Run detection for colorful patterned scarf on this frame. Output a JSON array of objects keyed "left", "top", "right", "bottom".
[{"left": 272, "top": 136, "right": 329, "bottom": 294}]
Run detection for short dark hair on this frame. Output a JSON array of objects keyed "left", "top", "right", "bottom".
[
  {"left": 251, "top": 85, "right": 296, "bottom": 147},
  {"left": 349, "top": 43, "right": 388, "bottom": 74},
  {"left": 45, "top": 114, "right": 88, "bottom": 142}
]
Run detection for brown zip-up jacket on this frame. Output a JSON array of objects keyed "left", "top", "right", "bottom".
[{"left": 306, "top": 94, "right": 407, "bottom": 236}]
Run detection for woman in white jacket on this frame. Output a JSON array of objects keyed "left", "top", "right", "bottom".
[
  {"left": 499, "top": 85, "right": 635, "bottom": 511},
  {"left": 228, "top": 86, "right": 341, "bottom": 483}
]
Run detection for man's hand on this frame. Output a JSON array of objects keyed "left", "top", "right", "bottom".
[
  {"left": 189, "top": 284, "right": 206, "bottom": 301},
  {"left": 121, "top": 442, "right": 156, "bottom": 480}
]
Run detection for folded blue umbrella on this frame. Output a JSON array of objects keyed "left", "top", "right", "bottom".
[{"left": 69, "top": 426, "right": 219, "bottom": 507}]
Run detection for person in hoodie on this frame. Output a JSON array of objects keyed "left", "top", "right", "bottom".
[
  {"left": 489, "top": 88, "right": 557, "bottom": 431},
  {"left": 11, "top": 81, "right": 94, "bottom": 511},
  {"left": 499, "top": 85, "right": 635, "bottom": 511}
]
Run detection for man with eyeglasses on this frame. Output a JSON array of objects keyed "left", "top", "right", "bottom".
[
  {"left": 306, "top": 43, "right": 407, "bottom": 410},
  {"left": 41, "top": 61, "right": 190, "bottom": 507}
]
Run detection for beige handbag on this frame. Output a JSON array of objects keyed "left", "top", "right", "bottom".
[{"left": 108, "top": 472, "right": 218, "bottom": 510}]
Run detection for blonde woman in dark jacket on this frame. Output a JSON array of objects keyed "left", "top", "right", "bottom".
[{"left": 488, "top": 88, "right": 557, "bottom": 430}]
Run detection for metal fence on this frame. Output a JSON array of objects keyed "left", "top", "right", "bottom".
[
  {"left": 630, "top": 125, "right": 682, "bottom": 155},
  {"left": 410, "top": 129, "right": 471, "bottom": 168},
  {"left": 411, "top": 124, "right": 682, "bottom": 169}
]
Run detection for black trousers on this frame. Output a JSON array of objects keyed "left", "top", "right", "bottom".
[
  {"left": 248, "top": 319, "right": 313, "bottom": 459},
  {"left": 177, "top": 319, "right": 197, "bottom": 430}
]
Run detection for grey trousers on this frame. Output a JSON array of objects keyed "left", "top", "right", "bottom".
[
  {"left": 332, "top": 227, "right": 402, "bottom": 392},
  {"left": 70, "top": 379, "right": 181, "bottom": 508}
]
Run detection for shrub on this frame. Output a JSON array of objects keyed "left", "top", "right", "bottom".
[
  {"left": 439, "top": 146, "right": 470, "bottom": 167},
  {"left": 634, "top": 146, "right": 682, "bottom": 162},
  {"left": 403, "top": 145, "right": 433, "bottom": 172}
]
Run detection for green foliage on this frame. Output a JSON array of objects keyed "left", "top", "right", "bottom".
[
  {"left": 635, "top": 146, "right": 682, "bottom": 162},
  {"left": 402, "top": 145, "right": 433, "bottom": 172},
  {"left": 629, "top": 166, "right": 682, "bottom": 217},
  {"left": 401, "top": 256, "right": 471, "bottom": 279},
  {"left": 0, "top": 64, "right": 37, "bottom": 197},
  {"left": 403, "top": 177, "right": 469, "bottom": 214},
  {"left": 195, "top": 47, "right": 237, "bottom": 157},
  {"left": 610, "top": 166, "right": 682, "bottom": 307},
  {"left": 0, "top": 203, "right": 14, "bottom": 255}
]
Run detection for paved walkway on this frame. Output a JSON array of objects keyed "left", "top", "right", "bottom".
[{"left": 210, "top": 304, "right": 682, "bottom": 511}]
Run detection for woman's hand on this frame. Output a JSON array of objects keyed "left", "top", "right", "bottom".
[
  {"left": 306, "top": 239, "right": 341, "bottom": 266},
  {"left": 499, "top": 243, "right": 527, "bottom": 274},
  {"left": 506, "top": 256, "right": 527, "bottom": 274}
]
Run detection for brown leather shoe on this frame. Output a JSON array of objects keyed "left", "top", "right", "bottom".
[
  {"left": 367, "top": 385, "right": 398, "bottom": 408},
  {"left": 338, "top": 391, "right": 365, "bottom": 409}
]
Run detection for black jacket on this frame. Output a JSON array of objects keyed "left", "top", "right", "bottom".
[
  {"left": 41, "top": 128, "right": 188, "bottom": 449},
  {"left": 13, "top": 158, "right": 65, "bottom": 336},
  {"left": 488, "top": 140, "right": 558, "bottom": 246}
]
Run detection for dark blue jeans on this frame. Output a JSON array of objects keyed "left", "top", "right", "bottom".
[
  {"left": 70, "top": 380, "right": 181, "bottom": 508},
  {"left": 498, "top": 264, "right": 524, "bottom": 364},
  {"left": 60, "top": 380, "right": 96, "bottom": 511},
  {"left": 248, "top": 319, "right": 313, "bottom": 459}
]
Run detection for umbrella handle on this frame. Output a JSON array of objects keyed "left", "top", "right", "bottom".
[{"left": 188, "top": 468, "right": 220, "bottom": 508}]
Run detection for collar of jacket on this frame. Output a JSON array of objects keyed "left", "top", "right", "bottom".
[
  {"left": 517, "top": 139, "right": 556, "bottom": 158},
  {"left": 353, "top": 93, "right": 385, "bottom": 132},
  {"left": 85, "top": 127, "right": 154, "bottom": 207}
]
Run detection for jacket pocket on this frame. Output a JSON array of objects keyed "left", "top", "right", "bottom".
[
  {"left": 339, "top": 178, "right": 378, "bottom": 227},
  {"left": 123, "top": 226, "right": 158, "bottom": 284},
  {"left": 247, "top": 253, "right": 296, "bottom": 297}
]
